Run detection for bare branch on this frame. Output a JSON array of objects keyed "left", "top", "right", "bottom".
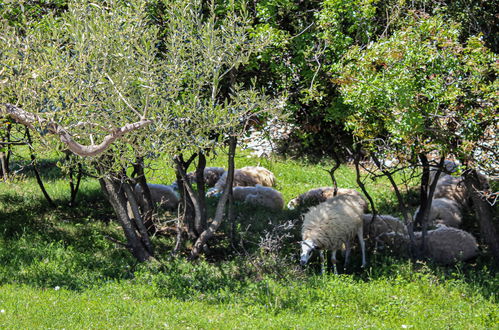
[{"left": 2, "top": 103, "right": 152, "bottom": 157}]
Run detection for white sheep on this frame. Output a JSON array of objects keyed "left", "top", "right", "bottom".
[
  {"left": 134, "top": 183, "right": 180, "bottom": 211},
  {"left": 380, "top": 225, "right": 479, "bottom": 265},
  {"left": 433, "top": 175, "right": 469, "bottom": 208},
  {"left": 362, "top": 214, "right": 407, "bottom": 248},
  {"left": 288, "top": 187, "right": 368, "bottom": 212},
  {"left": 429, "top": 160, "right": 459, "bottom": 185},
  {"left": 232, "top": 184, "right": 284, "bottom": 211},
  {"left": 300, "top": 194, "right": 367, "bottom": 274},
  {"left": 416, "top": 225, "right": 479, "bottom": 265},
  {"left": 414, "top": 198, "right": 463, "bottom": 228},
  {"left": 207, "top": 166, "right": 276, "bottom": 196},
  {"left": 433, "top": 172, "right": 489, "bottom": 209}
]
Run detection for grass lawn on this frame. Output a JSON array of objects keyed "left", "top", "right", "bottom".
[{"left": 0, "top": 150, "right": 497, "bottom": 328}]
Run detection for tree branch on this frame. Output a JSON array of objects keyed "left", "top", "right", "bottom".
[{"left": 2, "top": 103, "right": 151, "bottom": 157}]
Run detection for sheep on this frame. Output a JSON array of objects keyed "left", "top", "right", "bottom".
[
  {"left": 414, "top": 198, "right": 463, "bottom": 228},
  {"left": 433, "top": 172, "right": 489, "bottom": 209},
  {"left": 362, "top": 214, "right": 407, "bottom": 249},
  {"left": 288, "top": 187, "right": 368, "bottom": 212},
  {"left": 134, "top": 183, "right": 180, "bottom": 211},
  {"left": 300, "top": 194, "right": 367, "bottom": 274},
  {"left": 416, "top": 225, "right": 479, "bottom": 265},
  {"left": 429, "top": 160, "right": 459, "bottom": 185},
  {"left": 207, "top": 166, "right": 276, "bottom": 196},
  {"left": 186, "top": 167, "right": 225, "bottom": 188},
  {"left": 433, "top": 175, "right": 470, "bottom": 208},
  {"left": 232, "top": 184, "right": 284, "bottom": 211},
  {"left": 379, "top": 225, "right": 479, "bottom": 265}
]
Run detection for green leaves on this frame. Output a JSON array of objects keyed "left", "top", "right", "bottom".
[{"left": 336, "top": 13, "right": 497, "bottom": 168}]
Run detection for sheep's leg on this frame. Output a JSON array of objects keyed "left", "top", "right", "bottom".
[
  {"left": 357, "top": 227, "right": 367, "bottom": 268},
  {"left": 319, "top": 250, "right": 325, "bottom": 275},
  {"left": 331, "top": 250, "right": 338, "bottom": 275},
  {"left": 343, "top": 240, "right": 351, "bottom": 271}
]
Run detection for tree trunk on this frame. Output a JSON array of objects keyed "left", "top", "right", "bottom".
[
  {"left": 191, "top": 136, "right": 237, "bottom": 259},
  {"left": 123, "top": 182, "right": 154, "bottom": 255},
  {"left": 371, "top": 153, "right": 417, "bottom": 257},
  {"left": 194, "top": 153, "right": 208, "bottom": 234},
  {"left": 67, "top": 152, "right": 83, "bottom": 207},
  {"left": 464, "top": 170, "right": 499, "bottom": 265},
  {"left": 0, "top": 152, "right": 7, "bottom": 181},
  {"left": 0, "top": 121, "right": 11, "bottom": 180},
  {"left": 101, "top": 174, "right": 154, "bottom": 262},
  {"left": 132, "top": 157, "right": 156, "bottom": 234},
  {"left": 26, "top": 127, "right": 55, "bottom": 207},
  {"left": 414, "top": 155, "right": 445, "bottom": 256},
  {"left": 354, "top": 146, "right": 376, "bottom": 216}
]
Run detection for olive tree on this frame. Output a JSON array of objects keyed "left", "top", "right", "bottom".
[
  {"left": 150, "top": 0, "right": 280, "bottom": 257},
  {"left": 1, "top": 0, "right": 279, "bottom": 261},
  {"left": 336, "top": 13, "right": 498, "bottom": 260}
]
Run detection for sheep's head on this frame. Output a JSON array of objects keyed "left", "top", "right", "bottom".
[
  {"left": 287, "top": 198, "right": 299, "bottom": 210},
  {"left": 300, "top": 239, "right": 316, "bottom": 266}
]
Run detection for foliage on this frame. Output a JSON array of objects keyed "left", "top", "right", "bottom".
[
  {"left": 0, "top": 0, "right": 162, "bottom": 173},
  {"left": 336, "top": 13, "right": 497, "bottom": 171}
]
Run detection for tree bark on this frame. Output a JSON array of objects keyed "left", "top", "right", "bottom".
[
  {"left": 123, "top": 182, "right": 154, "bottom": 255},
  {"left": 132, "top": 157, "right": 156, "bottom": 234},
  {"left": 26, "top": 128, "right": 55, "bottom": 207},
  {"left": 464, "top": 169, "right": 499, "bottom": 265},
  {"left": 195, "top": 153, "right": 208, "bottom": 234},
  {"left": 101, "top": 174, "right": 154, "bottom": 262},
  {"left": 2, "top": 103, "right": 151, "bottom": 157},
  {"left": 175, "top": 154, "right": 198, "bottom": 238},
  {"left": 191, "top": 136, "right": 237, "bottom": 258},
  {"left": 414, "top": 155, "right": 445, "bottom": 256}
]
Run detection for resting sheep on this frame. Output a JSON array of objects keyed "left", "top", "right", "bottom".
[
  {"left": 416, "top": 225, "right": 479, "bottom": 265},
  {"left": 414, "top": 198, "right": 463, "bottom": 228},
  {"left": 186, "top": 167, "right": 225, "bottom": 188},
  {"left": 300, "top": 194, "right": 367, "bottom": 274},
  {"left": 232, "top": 184, "right": 284, "bottom": 211},
  {"left": 207, "top": 166, "right": 276, "bottom": 196},
  {"left": 134, "top": 183, "right": 180, "bottom": 211},
  {"left": 362, "top": 214, "right": 407, "bottom": 248},
  {"left": 288, "top": 187, "right": 368, "bottom": 212},
  {"left": 433, "top": 172, "right": 489, "bottom": 209},
  {"left": 380, "top": 225, "right": 479, "bottom": 265},
  {"left": 433, "top": 175, "right": 470, "bottom": 208}
]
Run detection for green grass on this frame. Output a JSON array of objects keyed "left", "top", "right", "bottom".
[{"left": 0, "top": 151, "right": 497, "bottom": 328}]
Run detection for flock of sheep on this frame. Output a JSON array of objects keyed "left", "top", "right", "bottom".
[{"left": 132, "top": 163, "right": 486, "bottom": 273}]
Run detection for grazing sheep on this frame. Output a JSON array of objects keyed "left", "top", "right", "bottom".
[
  {"left": 232, "top": 184, "right": 284, "bottom": 211},
  {"left": 416, "top": 225, "right": 479, "bottom": 265},
  {"left": 186, "top": 167, "right": 225, "bottom": 188},
  {"left": 288, "top": 187, "right": 368, "bottom": 212},
  {"left": 300, "top": 194, "right": 367, "bottom": 274},
  {"left": 362, "top": 214, "right": 407, "bottom": 248},
  {"left": 207, "top": 166, "right": 276, "bottom": 196},
  {"left": 414, "top": 198, "right": 463, "bottom": 228},
  {"left": 134, "top": 183, "right": 180, "bottom": 211}
]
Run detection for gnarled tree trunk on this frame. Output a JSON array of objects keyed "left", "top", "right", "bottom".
[
  {"left": 190, "top": 136, "right": 237, "bottom": 259},
  {"left": 100, "top": 173, "right": 154, "bottom": 262},
  {"left": 464, "top": 169, "right": 499, "bottom": 265}
]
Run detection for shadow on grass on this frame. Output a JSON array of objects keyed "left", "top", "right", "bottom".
[{"left": 0, "top": 185, "right": 141, "bottom": 290}]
